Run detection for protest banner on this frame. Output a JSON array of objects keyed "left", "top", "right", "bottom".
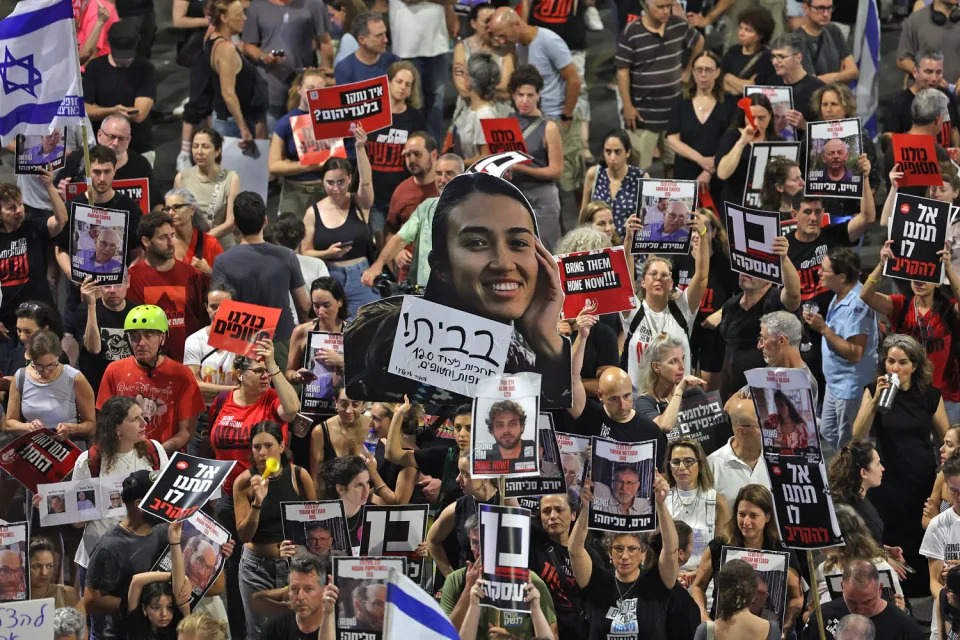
[
  {"left": 725, "top": 202, "right": 783, "bottom": 285},
  {"left": 208, "top": 299, "right": 282, "bottom": 357},
  {"left": 478, "top": 503, "right": 531, "bottom": 613},
  {"left": 556, "top": 431, "right": 590, "bottom": 499},
  {"left": 589, "top": 436, "right": 657, "bottom": 532},
  {"left": 139, "top": 453, "right": 236, "bottom": 522},
  {"left": 281, "top": 500, "right": 351, "bottom": 558},
  {"left": 471, "top": 373, "right": 541, "bottom": 478},
  {"left": 15, "top": 130, "right": 65, "bottom": 174},
  {"left": 825, "top": 568, "right": 900, "bottom": 604},
  {"left": 0, "top": 429, "right": 80, "bottom": 493},
  {"left": 300, "top": 331, "right": 344, "bottom": 415},
  {"left": 505, "top": 413, "right": 565, "bottom": 498},
  {"left": 359, "top": 505, "right": 428, "bottom": 582},
  {"left": 291, "top": 114, "right": 347, "bottom": 166},
  {"left": 719, "top": 547, "right": 790, "bottom": 629},
  {"left": 745, "top": 86, "right": 794, "bottom": 140},
  {"left": 742, "top": 142, "right": 802, "bottom": 208},
  {"left": 308, "top": 76, "right": 392, "bottom": 141},
  {"left": 480, "top": 118, "right": 530, "bottom": 156},
  {"left": 631, "top": 179, "right": 697, "bottom": 254},
  {"left": 68, "top": 201, "right": 128, "bottom": 284},
  {"left": 668, "top": 388, "right": 726, "bottom": 455},
  {"left": 0, "top": 522, "right": 28, "bottom": 602},
  {"left": 805, "top": 118, "right": 863, "bottom": 200},
  {"left": 385, "top": 296, "right": 513, "bottom": 399},
  {"left": 767, "top": 457, "right": 843, "bottom": 548},
  {"left": 37, "top": 477, "right": 102, "bottom": 526},
  {"left": 883, "top": 192, "right": 950, "bottom": 284},
  {"left": 333, "top": 556, "right": 406, "bottom": 640},
  {"left": 555, "top": 246, "right": 637, "bottom": 319},
  {"left": 152, "top": 511, "right": 229, "bottom": 608},
  {"left": 0, "top": 597, "right": 53, "bottom": 634},
  {"left": 892, "top": 133, "right": 943, "bottom": 188},
  {"left": 468, "top": 150, "right": 535, "bottom": 178},
  {"left": 67, "top": 178, "right": 150, "bottom": 215}
]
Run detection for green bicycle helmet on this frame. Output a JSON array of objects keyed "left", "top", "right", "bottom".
[{"left": 124, "top": 305, "right": 169, "bottom": 332}]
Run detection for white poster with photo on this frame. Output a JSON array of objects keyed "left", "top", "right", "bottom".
[
  {"left": 15, "top": 130, "right": 65, "bottom": 174},
  {"left": 631, "top": 179, "right": 697, "bottom": 255},
  {"left": 745, "top": 367, "right": 822, "bottom": 464},
  {"left": 805, "top": 118, "right": 863, "bottom": 200},
  {"left": 589, "top": 436, "right": 657, "bottom": 532},
  {"left": 98, "top": 473, "right": 127, "bottom": 519},
  {"left": 557, "top": 432, "right": 590, "bottom": 498},
  {"left": 300, "top": 331, "right": 344, "bottom": 415},
  {"left": 68, "top": 202, "right": 129, "bottom": 285},
  {"left": 0, "top": 522, "right": 28, "bottom": 602},
  {"left": 470, "top": 373, "right": 541, "bottom": 479},
  {"left": 37, "top": 477, "right": 101, "bottom": 526},
  {"left": 387, "top": 296, "right": 513, "bottom": 399},
  {"left": 333, "top": 556, "right": 407, "bottom": 640},
  {"left": 152, "top": 510, "right": 230, "bottom": 609},
  {"left": 281, "top": 500, "right": 351, "bottom": 558},
  {"left": 745, "top": 86, "right": 794, "bottom": 140}
]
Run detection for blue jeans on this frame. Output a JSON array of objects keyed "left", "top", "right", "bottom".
[
  {"left": 819, "top": 388, "right": 861, "bottom": 451},
  {"left": 239, "top": 547, "right": 289, "bottom": 640},
  {"left": 329, "top": 260, "right": 380, "bottom": 319},
  {"left": 409, "top": 54, "right": 449, "bottom": 144},
  {"left": 212, "top": 117, "right": 243, "bottom": 138}
]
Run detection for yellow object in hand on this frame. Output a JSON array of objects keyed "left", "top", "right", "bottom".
[{"left": 262, "top": 457, "right": 280, "bottom": 479}]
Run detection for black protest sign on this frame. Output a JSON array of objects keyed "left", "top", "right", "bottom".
[
  {"left": 719, "top": 547, "right": 790, "bottom": 629},
  {"left": 589, "top": 436, "right": 658, "bottom": 533},
  {"left": 742, "top": 142, "right": 802, "bottom": 208},
  {"left": 300, "top": 331, "right": 344, "bottom": 415},
  {"left": 667, "top": 389, "right": 726, "bottom": 456},
  {"left": 208, "top": 299, "right": 282, "bottom": 357},
  {"left": 140, "top": 453, "right": 236, "bottom": 522},
  {"left": 883, "top": 192, "right": 950, "bottom": 284},
  {"left": 505, "top": 412, "right": 566, "bottom": 498},
  {"left": 805, "top": 118, "right": 863, "bottom": 200},
  {"left": 478, "top": 503, "right": 531, "bottom": 613},
  {"left": 358, "top": 504, "right": 428, "bottom": 583},
  {"left": 281, "top": 500, "right": 351, "bottom": 557},
  {"left": 152, "top": 511, "right": 229, "bottom": 609},
  {"left": 724, "top": 202, "right": 783, "bottom": 285},
  {"left": 333, "top": 556, "right": 406, "bottom": 640},
  {"left": 767, "top": 458, "right": 843, "bottom": 549},
  {"left": 0, "top": 522, "right": 28, "bottom": 602}
]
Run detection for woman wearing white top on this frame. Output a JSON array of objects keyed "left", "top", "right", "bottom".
[
  {"left": 620, "top": 215, "right": 711, "bottom": 389},
  {"left": 72, "top": 397, "right": 168, "bottom": 569},
  {"left": 665, "top": 439, "right": 729, "bottom": 584}
]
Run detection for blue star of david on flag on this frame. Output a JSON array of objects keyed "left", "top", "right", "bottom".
[{"left": 0, "top": 48, "right": 43, "bottom": 98}]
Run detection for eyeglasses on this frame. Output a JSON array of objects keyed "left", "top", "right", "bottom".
[
  {"left": 611, "top": 545, "right": 642, "bottom": 555},
  {"left": 771, "top": 53, "right": 796, "bottom": 62},
  {"left": 31, "top": 361, "right": 60, "bottom": 374},
  {"left": 246, "top": 367, "right": 269, "bottom": 377},
  {"left": 613, "top": 479, "right": 639, "bottom": 488},
  {"left": 645, "top": 271, "right": 672, "bottom": 280},
  {"left": 807, "top": 3, "right": 833, "bottom": 11},
  {"left": 670, "top": 457, "right": 698, "bottom": 468},
  {"left": 693, "top": 66, "right": 718, "bottom": 74},
  {"left": 100, "top": 131, "right": 130, "bottom": 143},
  {"left": 0, "top": 567, "right": 21, "bottom": 579},
  {"left": 163, "top": 203, "right": 190, "bottom": 212}
]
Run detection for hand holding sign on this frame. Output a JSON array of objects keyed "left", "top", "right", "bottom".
[
  {"left": 892, "top": 133, "right": 943, "bottom": 187},
  {"left": 209, "top": 300, "right": 281, "bottom": 357}
]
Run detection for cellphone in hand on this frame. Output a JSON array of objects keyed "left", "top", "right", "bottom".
[{"left": 271, "top": 49, "right": 286, "bottom": 57}]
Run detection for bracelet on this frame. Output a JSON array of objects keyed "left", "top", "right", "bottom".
[
  {"left": 697, "top": 227, "right": 707, "bottom": 237},
  {"left": 374, "top": 483, "right": 386, "bottom": 493},
  {"left": 268, "top": 369, "right": 281, "bottom": 376},
  {"left": 867, "top": 276, "right": 881, "bottom": 284}
]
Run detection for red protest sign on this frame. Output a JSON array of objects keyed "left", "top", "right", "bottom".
[
  {"left": 0, "top": 429, "right": 81, "bottom": 493},
  {"left": 892, "top": 134, "right": 943, "bottom": 188},
  {"left": 67, "top": 177, "right": 150, "bottom": 214},
  {"left": 291, "top": 114, "right": 347, "bottom": 166},
  {"left": 555, "top": 246, "right": 637, "bottom": 319},
  {"left": 306, "top": 76, "right": 392, "bottom": 141},
  {"left": 208, "top": 300, "right": 282, "bottom": 357},
  {"left": 480, "top": 118, "right": 530, "bottom": 156}
]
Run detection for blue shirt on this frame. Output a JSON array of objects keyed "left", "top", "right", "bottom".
[
  {"left": 822, "top": 282, "right": 878, "bottom": 400},
  {"left": 273, "top": 108, "right": 325, "bottom": 182},
  {"left": 74, "top": 249, "right": 123, "bottom": 275},
  {"left": 333, "top": 51, "right": 401, "bottom": 158}
]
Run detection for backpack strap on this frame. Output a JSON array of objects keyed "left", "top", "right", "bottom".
[
  {"left": 667, "top": 299, "right": 691, "bottom": 337},
  {"left": 706, "top": 621, "right": 715, "bottom": 640},
  {"left": 619, "top": 305, "right": 647, "bottom": 370},
  {"left": 87, "top": 445, "right": 102, "bottom": 477},
  {"left": 148, "top": 441, "right": 162, "bottom": 469},
  {"left": 208, "top": 390, "right": 231, "bottom": 428}
]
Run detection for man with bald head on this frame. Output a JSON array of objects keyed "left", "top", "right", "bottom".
[
  {"left": 0, "top": 548, "right": 23, "bottom": 600},
  {"left": 568, "top": 312, "right": 666, "bottom": 470},
  {"left": 707, "top": 395, "right": 770, "bottom": 505},
  {"left": 822, "top": 139, "right": 853, "bottom": 183},
  {"left": 74, "top": 227, "right": 124, "bottom": 275}
]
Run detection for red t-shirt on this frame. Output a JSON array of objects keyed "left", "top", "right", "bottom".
[
  {"left": 127, "top": 260, "right": 208, "bottom": 362},
  {"left": 209, "top": 389, "right": 286, "bottom": 494},
  {"left": 183, "top": 229, "right": 224, "bottom": 271},
  {"left": 888, "top": 294, "right": 960, "bottom": 401},
  {"left": 97, "top": 356, "right": 206, "bottom": 446}
]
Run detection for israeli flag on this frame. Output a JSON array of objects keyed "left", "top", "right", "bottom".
[
  {"left": 853, "top": 0, "right": 880, "bottom": 139},
  {"left": 383, "top": 568, "right": 460, "bottom": 640},
  {"left": 0, "top": 0, "right": 84, "bottom": 144}
]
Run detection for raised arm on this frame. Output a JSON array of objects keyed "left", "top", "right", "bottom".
[
  {"left": 685, "top": 221, "right": 711, "bottom": 311},
  {"left": 385, "top": 395, "right": 418, "bottom": 468},
  {"left": 653, "top": 473, "right": 679, "bottom": 588},
  {"left": 353, "top": 126, "right": 374, "bottom": 212},
  {"left": 845, "top": 154, "right": 876, "bottom": 241},
  {"left": 773, "top": 236, "right": 801, "bottom": 311},
  {"left": 569, "top": 481, "right": 594, "bottom": 588},
  {"left": 127, "top": 571, "right": 172, "bottom": 613},
  {"left": 859, "top": 241, "right": 895, "bottom": 318},
  {"left": 568, "top": 303, "right": 598, "bottom": 421}
]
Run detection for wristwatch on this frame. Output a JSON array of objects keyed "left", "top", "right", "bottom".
[{"left": 559, "top": 113, "right": 573, "bottom": 122}]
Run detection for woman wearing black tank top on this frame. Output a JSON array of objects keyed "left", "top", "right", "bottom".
[
  {"left": 234, "top": 421, "right": 316, "bottom": 640},
  {"left": 286, "top": 277, "right": 348, "bottom": 387},
  {"left": 301, "top": 126, "right": 379, "bottom": 319}
]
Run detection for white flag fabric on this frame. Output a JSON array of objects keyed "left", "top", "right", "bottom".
[
  {"left": 383, "top": 568, "right": 460, "bottom": 640},
  {"left": 0, "top": 0, "right": 84, "bottom": 144},
  {"left": 853, "top": 0, "right": 880, "bottom": 138}
]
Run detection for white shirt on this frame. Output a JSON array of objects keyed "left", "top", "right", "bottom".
[
  {"left": 666, "top": 487, "right": 717, "bottom": 572},
  {"left": 621, "top": 288, "right": 697, "bottom": 390},
  {"left": 706, "top": 437, "right": 771, "bottom": 506},
  {"left": 389, "top": 0, "right": 449, "bottom": 58},
  {"left": 184, "top": 327, "right": 236, "bottom": 389},
  {"left": 920, "top": 507, "right": 960, "bottom": 638},
  {"left": 72, "top": 441, "right": 169, "bottom": 567}
]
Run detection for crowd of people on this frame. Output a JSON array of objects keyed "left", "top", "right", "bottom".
[{"left": 3, "top": 0, "right": 960, "bottom": 639}]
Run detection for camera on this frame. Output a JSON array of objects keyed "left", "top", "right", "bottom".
[{"left": 373, "top": 272, "right": 421, "bottom": 298}]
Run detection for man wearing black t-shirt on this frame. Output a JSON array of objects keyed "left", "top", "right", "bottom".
[
  {"left": 801, "top": 561, "right": 924, "bottom": 640},
  {"left": 77, "top": 276, "right": 132, "bottom": 394},
  {"left": 0, "top": 172, "right": 68, "bottom": 368},
  {"left": 881, "top": 88, "right": 953, "bottom": 197},
  {"left": 882, "top": 49, "right": 960, "bottom": 149},
  {"left": 767, "top": 33, "right": 824, "bottom": 132},
  {"left": 261, "top": 557, "right": 338, "bottom": 640}
]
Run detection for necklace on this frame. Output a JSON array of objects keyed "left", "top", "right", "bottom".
[{"left": 614, "top": 575, "right": 639, "bottom": 605}]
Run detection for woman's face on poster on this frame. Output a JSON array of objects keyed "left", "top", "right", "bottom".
[{"left": 442, "top": 193, "right": 538, "bottom": 323}]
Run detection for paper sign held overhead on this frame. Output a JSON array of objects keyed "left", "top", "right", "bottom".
[{"left": 308, "top": 75, "right": 392, "bottom": 141}]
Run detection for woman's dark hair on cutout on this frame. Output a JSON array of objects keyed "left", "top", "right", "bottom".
[{"left": 310, "top": 276, "right": 350, "bottom": 323}]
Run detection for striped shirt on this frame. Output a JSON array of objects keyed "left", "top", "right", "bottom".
[{"left": 615, "top": 15, "right": 700, "bottom": 130}]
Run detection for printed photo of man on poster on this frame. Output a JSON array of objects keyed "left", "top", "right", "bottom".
[{"left": 593, "top": 464, "right": 652, "bottom": 516}]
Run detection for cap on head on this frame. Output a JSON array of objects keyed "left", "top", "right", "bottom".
[
  {"left": 124, "top": 305, "right": 169, "bottom": 332},
  {"left": 107, "top": 20, "right": 140, "bottom": 59},
  {"left": 121, "top": 469, "right": 158, "bottom": 503}
]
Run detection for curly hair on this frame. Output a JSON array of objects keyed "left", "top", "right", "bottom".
[
  {"left": 823, "top": 504, "right": 886, "bottom": 573},
  {"left": 828, "top": 441, "right": 876, "bottom": 504},
  {"left": 95, "top": 396, "right": 151, "bottom": 474},
  {"left": 0, "top": 183, "right": 22, "bottom": 204},
  {"left": 389, "top": 60, "right": 422, "bottom": 110},
  {"left": 811, "top": 83, "right": 857, "bottom": 120},
  {"left": 486, "top": 400, "right": 526, "bottom": 432},
  {"left": 715, "top": 559, "right": 759, "bottom": 620},
  {"left": 177, "top": 613, "right": 228, "bottom": 640},
  {"left": 507, "top": 64, "right": 544, "bottom": 96},
  {"left": 554, "top": 227, "right": 611, "bottom": 254}
]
